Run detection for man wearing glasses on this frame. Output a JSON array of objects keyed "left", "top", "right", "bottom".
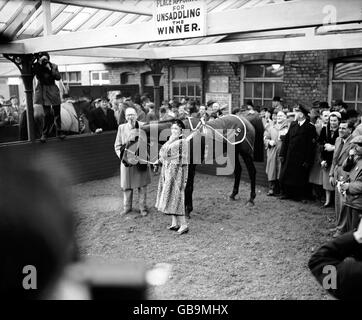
[{"left": 114, "top": 103, "right": 151, "bottom": 216}]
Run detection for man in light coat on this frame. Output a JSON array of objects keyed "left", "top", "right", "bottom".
[
  {"left": 329, "top": 120, "right": 355, "bottom": 237},
  {"left": 114, "top": 105, "right": 151, "bottom": 216}
]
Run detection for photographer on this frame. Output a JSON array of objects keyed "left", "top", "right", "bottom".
[
  {"left": 308, "top": 219, "right": 362, "bottom": 299},
  {"left": 33, "top": 52, "right": 64, "bottom": 142}
]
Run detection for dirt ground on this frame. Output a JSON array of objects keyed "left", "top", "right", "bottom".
[{"left": 72, "top": 171, "right": 335, "bottom": 300}]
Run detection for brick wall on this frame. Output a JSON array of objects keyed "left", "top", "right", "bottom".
[{"left": 283, "top": 50, "right": 329, "bottom": 107}]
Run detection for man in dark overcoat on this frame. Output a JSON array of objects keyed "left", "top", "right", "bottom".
[
  {"left": 88, "top": 97, "right": 118, "bottom": 133},
  {"left": 279, "top": 104, "right": 316, "bottom": 200}
]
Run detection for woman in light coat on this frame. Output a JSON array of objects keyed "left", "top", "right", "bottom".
[
  {"left": 264, "top": 110, "right": 289, "bottom": 196},
  {"left": 155, "top": 119, "right": 190, "bottom": 235}
]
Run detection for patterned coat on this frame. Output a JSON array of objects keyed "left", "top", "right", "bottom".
[
  {"left": 264, "top": 121, "right": 289, "bottom": 181},
  {"left": 114, "top": 122, "right": 151, "bottom": 190},
  {"left": 155, "top": 135, "right": 189, "bottom": 216}
]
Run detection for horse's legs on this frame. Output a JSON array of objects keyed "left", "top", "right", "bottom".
[
  {"left": 241, "top": 152, "right": 257, "bottom": 205},
  {"left": 230, "top": 153, "right": 242, "bottom": 200},
  {"left": 185, "top": 164, "right": 196, "bottom": 218}
]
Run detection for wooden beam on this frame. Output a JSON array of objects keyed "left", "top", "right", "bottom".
[
  {"left": 51, "top": 47, "right": 153, "bottom": 59},
  {"left": 154, "top": 32, "right": 362, "bottom": 58},
  {"left": 42, "top": 0, "right": 52, "bottom": 36},
  {"left": 50, "top": 55, "right": 144, "bottom": 65},
  {"left": 51, "top": 0, "right": 153, "bottom": 16},
  {"left": 0, "top": 43, "right": 26, "bottom": 54},
  {"left": 207, "top": 0, "right": 362, "bottom": 35},
  {"left": 174, "top": 56, "right": 240, "bottom": 62},
  {"left": 1, "top": 0, "right": 361, "bottom": 53},
  {"left": 4, "top": 1, "right": 42, "bottom": 39}
]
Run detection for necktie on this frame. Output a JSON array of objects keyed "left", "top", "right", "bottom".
[{"left": 336, "top": 139, "right": 344, "bottom": 159}]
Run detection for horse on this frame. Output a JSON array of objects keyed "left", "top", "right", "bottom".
[
  {"left": 122, "top": 114, "right": 264, "bottom": 216},
  {"left": 19, "top": 98, "right": 93, "bottom": 140}
]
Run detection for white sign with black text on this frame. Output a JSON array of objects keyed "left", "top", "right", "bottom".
[{"left": 153, "top": 0, "right": 206, "bottom": 40}]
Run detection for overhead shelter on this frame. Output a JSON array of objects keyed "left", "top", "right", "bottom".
[{"left": 0, "top": 0, "right": 362, "bottom": 141}]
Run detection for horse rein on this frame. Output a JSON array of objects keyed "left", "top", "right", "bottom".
[{"left": 124, "top": 115, "right": 253, "bottom": 166}]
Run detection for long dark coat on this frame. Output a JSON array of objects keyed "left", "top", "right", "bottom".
[
  {"left": 279, "top": 120, "right": 316, "bottom": 187},
  {"left": 33, "top": 62, "right": 62, "bottom": 106},
  {"left": 88, "top": 107, "right": 117, "bottom": 132}
]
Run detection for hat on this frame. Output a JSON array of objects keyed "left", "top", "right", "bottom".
[
  {"left": 295, "top": 104, "right": 310, "bottom": 117},
  {"left": 272, "top": 96, "right": 281, "bottom": 102},
  {"left": 9, "top": 95, "right": 18, "bottom": 100},
  {"left": 329, "top": 111, "right": 342, "bottom": 119},
  {"left": 206, "top": 100, "right": 216, "bottom": 107},
  {"left": 351, "top": 135, "right": 362, "bottom": 144},
  {"left": 94, "top": 98, "right": 102, "bottom": 103},
  {"left": 319, "top": 101, "right": 329, "bottom": 109},
  {"left": 115, "top": 94, "right": 123, "bottom": 100}
]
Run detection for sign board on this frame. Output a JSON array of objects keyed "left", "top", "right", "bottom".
[
  {"left": 205, "top": 92, "right": 233, "bottom": 114},
  {"left": 208, "top": 76, "right": 229, "bottom": 93},
  {"left": 153, "top": 0, "right": 206, "bottom": 40}
]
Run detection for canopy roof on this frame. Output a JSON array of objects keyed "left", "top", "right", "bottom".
[{"left": 0, "top": 0, "right": 361, "bottom": 66}]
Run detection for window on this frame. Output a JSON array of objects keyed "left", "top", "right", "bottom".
[
  {"left": 172, "top": 65, "right": 202, "bottom": 102},
  {"left": 90, "top": 71, "right": 110, "bottom": 86},
  {"left": 120, "top": 72, "right": 137, "bottom": 85},
  {"left": 243, "top": 64, "right": 284, "bottom": 108},
  {"left": 332, "top": 62, "right": 362, "bottom": 112},
  {"left": 60, "top": 71, "right": 81, "bottom": 86}
]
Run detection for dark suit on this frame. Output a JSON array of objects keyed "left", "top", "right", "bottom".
[
  {"left": 279, "top": 120, "right": 316, "bottom": 199},
  {"left": 329, "top": 135, "right": 354, "bottom": 233},
  {"left": 308, "top": 232, "right": 362, "bottom": 299},
  {"left": 89, "top": 107, "right": 117, "bottom": 132}
]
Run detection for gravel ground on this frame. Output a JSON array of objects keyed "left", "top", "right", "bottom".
[{"left": 72, "top": 172, "right": 334, "bottom": 300}]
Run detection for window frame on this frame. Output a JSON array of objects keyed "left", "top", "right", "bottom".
[
  {"left": 330, "top": 59, "right": 362, "bottom": 111},
  {"left": 90, "top": 70, "right": 110, "bottom": 86},
  {"left": 241, "top": 62, "right": 284, "bottom": 108}
]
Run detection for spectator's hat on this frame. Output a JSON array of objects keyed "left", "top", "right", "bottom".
[
  {"left": 330, "top": 111, "right": 342, "bottom": 119},
  {"left": 9, "top": 95, "right": 18, "bottom": 100},
  {"left": 206, "top": 100, "right": 216, "bottom": 107},
  {"left": 100, "top": 96, "right": 109, "bottom": 102},
  {"left": 94, "top": 98, "right": 102, "bottom": 103},
  {"left": 1, "top": 100, "right": 11, "bottom": 107},
  {"left": 115, "top": 93, "right": 123, "bottom": 100},
  {"left": 312, "top": 100, "right": 320, "bottom": 108},
  {"left": 295, "top": 104, "right": 310, "bottom": 117},
  {"left": 351, "top": 135, "right": 362, "bottom": 145}
]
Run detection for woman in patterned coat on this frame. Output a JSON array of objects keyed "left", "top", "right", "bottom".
[{"left": 155, "top": 119, "right": 190, "bottom": 235}]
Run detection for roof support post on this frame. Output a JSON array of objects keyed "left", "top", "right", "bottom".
[
  {"left": 3, "top": 54, "right": 36, "bottom": 142},
  {"left": 145, "top": 59, "right": 169, "bottom": 119}
]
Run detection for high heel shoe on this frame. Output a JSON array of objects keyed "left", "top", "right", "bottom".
[
  {"left": 167, "top": 225, "right": 179, "bottom": 231},
  {"left": 177, "top": 226, "right": 189, "bottom": 235}
]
